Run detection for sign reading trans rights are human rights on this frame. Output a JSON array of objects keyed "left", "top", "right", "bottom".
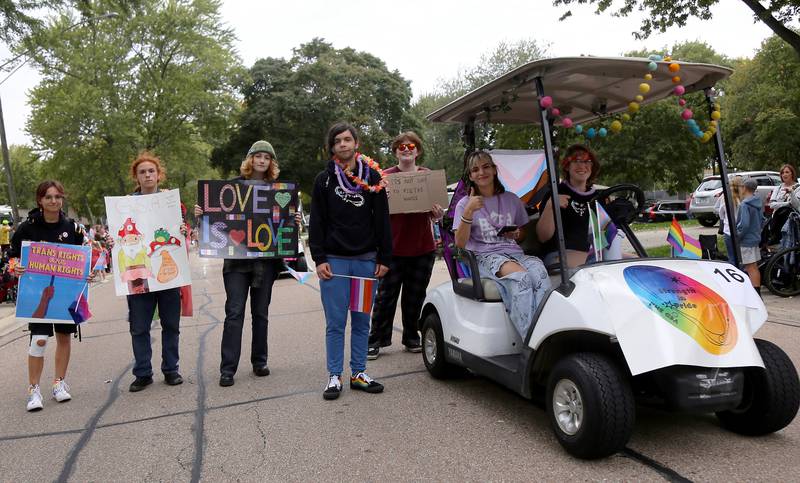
[{"left": 197, "top": 180, "right": 300, "bottom": 259}]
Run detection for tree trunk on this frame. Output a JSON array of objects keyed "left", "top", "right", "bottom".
[{"left": 740, "top": 0, "right": 800, "bottom": 58}]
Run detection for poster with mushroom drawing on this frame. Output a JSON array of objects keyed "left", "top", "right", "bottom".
[{"left": 104, "top": 189, "right": 192, "bottom": 296}]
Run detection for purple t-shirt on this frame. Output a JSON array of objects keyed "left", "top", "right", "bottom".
[{"left": 453, "top": 191, "right": 528, "bottom": 255}]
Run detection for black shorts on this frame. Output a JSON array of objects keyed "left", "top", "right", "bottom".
[{"left": 29, "top": 322, "right": 77, "bottom": 337}]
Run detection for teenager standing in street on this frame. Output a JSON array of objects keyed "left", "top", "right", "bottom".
[
  {"left": 309, "top": 122, "right": 392, "bottom": 400},
  {"left": 367, "top": 131, "right": 443, "bottom": 360},
  {"left": 195, "top": 140, "right": 297, "bottom": 387},
  {"left": 126, "top": 152, "right": 187, "bottom": 392},
  {"left": 10, "top": 180, "right": 89, "bottom": 411}
]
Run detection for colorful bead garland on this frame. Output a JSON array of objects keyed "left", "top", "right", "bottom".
[
  {"left": 538, "top": 53, "right": 721, "bottom": 143},
  {"left": 334, "top": 153, "right": 385, "bottom": 193}
]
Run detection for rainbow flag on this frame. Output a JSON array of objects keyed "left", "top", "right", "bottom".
[
  {"left": 349, "top": 277, "right": 376, "bottom": 314},
  {"left": 667, "top": 218, "right": 702, "bottom": 259}
]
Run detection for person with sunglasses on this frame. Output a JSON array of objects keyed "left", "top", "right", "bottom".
[
  {"left": 367, "top": 131, "right": 444, "bottom": 360},
  {"left": 453, "top": 151, "right": 551, "bottom": 339},
  {"left": 536, "top": 144, "right": 602, "bottom": 268}
]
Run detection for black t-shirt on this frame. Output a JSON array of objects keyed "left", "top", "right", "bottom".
[
  {"left": 9, "top": 209, "right": 84, "bottom": 259},
  {"left": 544, "top": 181, "right": 596, "bottom": 253}
]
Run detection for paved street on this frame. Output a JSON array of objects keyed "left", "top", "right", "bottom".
[{"left": 0, "top": 253, "right": 798, "bottom": 482}]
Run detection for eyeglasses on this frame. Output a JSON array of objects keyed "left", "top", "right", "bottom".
[
  {"left": 570, "top": 159, "right": 593, "bottom": 165},
  {"left": 397, "top": 143, "right": 417, "bottom": 152}
]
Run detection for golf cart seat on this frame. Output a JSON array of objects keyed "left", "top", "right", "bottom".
[{"left": 450, "top": 248, "right": 502, "bottom": 302}]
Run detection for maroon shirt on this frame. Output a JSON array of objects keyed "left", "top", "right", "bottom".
[{"left": 384, "top": 165, "right": 436, "bottom": 257}]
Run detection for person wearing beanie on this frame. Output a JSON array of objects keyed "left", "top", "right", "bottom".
[
  {"left": 736, "top": 177, "right": 765, "bottom": 295},
  {"left": 194, "top": 140, "right": 300, "bottom": 387}
]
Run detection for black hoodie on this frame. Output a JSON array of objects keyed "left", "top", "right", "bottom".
[
  {"left": 309, "top": 160, "right": 392, "bottom": 266},
  {"left": 9, "top": 208, "right": 84, "bottom": 259}
]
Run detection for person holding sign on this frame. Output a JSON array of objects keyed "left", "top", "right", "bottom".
[
  {"left": 9, "top": 181, "right": 88, "bottom": 411},
  {"left": 126, "top": 152, "right": 187, "bottom": 393},
  {"left": 453, "top": 151, "right": 550, "bottom": 339},
  {"left": 195, "top": 140, "right": 297, "bottom": 387},
  {"left": 367, "top": 131, "right": 444, "bottom": 359},
  {"left": 309, "top": 122, "right": 391, "bottom": 400}
]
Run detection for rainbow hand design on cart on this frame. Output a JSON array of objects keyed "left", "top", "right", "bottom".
[{"left": 623, "top": 265, "right": 737, "bottom": 355}]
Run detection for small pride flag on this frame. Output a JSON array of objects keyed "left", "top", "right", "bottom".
[
  {"left": 349, "top": 277, "right": 376, "bottom": 314},
  {"left": 666, "top": 218, "right": 702, "bottom": 259},
  {"left": 68, "top": 285, "right": 92, "bottom": 324},
  {"left": 285, "top": 265, "right": 313, "bottom": 284},
  {"left": 92, "top": 250, "right": 107, "bottom": 271}
]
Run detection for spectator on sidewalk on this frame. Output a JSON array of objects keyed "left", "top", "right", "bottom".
[{"left": 736, "top": 178, "right": 765, "bottom": 295}]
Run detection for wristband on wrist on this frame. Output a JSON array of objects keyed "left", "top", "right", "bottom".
[{"left": 460, "top": 215, "right": 473, "bottom": 224}]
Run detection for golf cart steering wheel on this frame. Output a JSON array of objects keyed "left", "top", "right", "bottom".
[{"left": 590, "top": 184, "right": 646, "bottom": 226}]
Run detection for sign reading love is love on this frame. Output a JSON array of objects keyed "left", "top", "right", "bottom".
[{"left": 197, "top": 180, "right": 300, "bottom": 259}]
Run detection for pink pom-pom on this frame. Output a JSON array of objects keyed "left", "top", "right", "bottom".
[
  {"left": 551, "top": 107, "right": 561, "bottom": 116},
  {"left": 673, "top": 85, "right": 686, "bottom": 96},
  {"left": 540, "top": 96, "right": 553, "bottom": 108},
  {"left": 679, "top": 99, "right": 687, "bottom": 106},
  {"left": 681, "top": 109, "right": 693, "bottom": 120},
  {"left": 561, "top": 117, "right": 573, "bottom": 128}
]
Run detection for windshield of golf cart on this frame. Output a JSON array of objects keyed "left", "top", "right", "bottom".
[{"left": 428, "top": 56, "right": 733, "bottom": 269}]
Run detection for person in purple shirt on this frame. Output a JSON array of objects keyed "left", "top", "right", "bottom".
[{"left": 453, "top": 151, "right": 551, "bottom": 338}]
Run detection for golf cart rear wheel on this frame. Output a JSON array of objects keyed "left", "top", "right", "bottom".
[
  {"left": 764, "top": 246, "right": 800, "bottom": 297},
  {"left": 546, "top": 353, "right": 635, "bottom": 459},
  {"left": 698, "top": 216, "right": 718, "bottom": 227},
  {"left": 716, "top": 339, "right": 800, "bottom": 436},
  {"left": 421, "top": 311, "right": 463, "bottom": 379}
]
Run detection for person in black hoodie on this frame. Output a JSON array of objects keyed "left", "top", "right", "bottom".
[
  {"left": 195, "top": 140, "right": 299, "bottom": 387},
  {"left": 10, "top": 180, "right": 90, "bottom": 411},
  {"left": 309, "top": 122, "right": 392, "bottom": 400}
]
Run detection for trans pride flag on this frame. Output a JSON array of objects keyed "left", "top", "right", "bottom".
[
  {"left": 589, "top": 201, "right": 618, "bottom": 262},
  {"left": 349, "top": 277, "right": 376, "bottom": 314},
  {"left": 667, "top": 218, "right": 702, "bottom": 259}
]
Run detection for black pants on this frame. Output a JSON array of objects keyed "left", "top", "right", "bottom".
[
  {"left": 220, "top": 268, "right": 277, "bottom": 376},
  {"left": 369, "top": 252, "right": 436, "bottom": 348}
]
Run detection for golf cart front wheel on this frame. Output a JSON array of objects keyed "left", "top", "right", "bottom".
[
  {"left": 546, "top": 353, "right": 635, "bottom": 459},
  {"left": 716, "top": 339, "right": 800, "bottom": 435},
  {"left": 421, "top": 311, "right": 463, "bottom": 379}
]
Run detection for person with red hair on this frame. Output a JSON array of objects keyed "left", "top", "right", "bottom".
[
  {"left": 125, "top": 151, "right": 187, "bottom": 393},
  {"left": 536, "top": 144, "right": 602, "bottom": 268}
]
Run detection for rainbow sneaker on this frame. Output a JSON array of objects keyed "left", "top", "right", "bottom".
[{"left": 350, "top": 372, "right": 384, "bottom": 393}]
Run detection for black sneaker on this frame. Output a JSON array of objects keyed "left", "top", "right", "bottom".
[
  {"left": 350, "top": 372, "right": 384, "bottom": 393},
  {"left": 403, "top": 342, "right": 423, "bottom": 353},
  {"left": 323, "top": 375, "right": 342, "bottom": 400},
  {"left": 367, "top": 346, "right": 380, "bottom": 360},
  {"left": 253, "top": 366, "right": 271, "bottom": 377},
  {"left": 164, "top": 373, "right": 183, "bottom": 386},
  {"left": 219, "top": 374, "right": 234, "bottom": 387},
  {"left": 129, "top": 376, "right": 153, "bottom": 392}
]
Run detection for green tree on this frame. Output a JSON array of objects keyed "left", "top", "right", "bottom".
[
  {"left": 25, "top": 0, "right": 243, "bottom": 217},
  {"left": 724, "top": 34, "right": 800, "bottom": 170},
  {"left": 0, "top": 144, "right": 43, "bottom": 209},
  {"left": 0, "top": 0, "right": 65, "bottom": 46},
  {"left": 554, "top": 0, "right": 800, "bottom": 58},
  {"left": 212, "top": 39, "right": 414, "bottom": 193}
]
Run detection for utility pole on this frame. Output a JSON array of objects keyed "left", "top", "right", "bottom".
[{"left": 0, "top": 95, "right": 20, "bottom": 223}]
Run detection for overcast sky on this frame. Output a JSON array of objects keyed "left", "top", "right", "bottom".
[{"left": 1, "top": 0, "right": 778, "bottom": 146}]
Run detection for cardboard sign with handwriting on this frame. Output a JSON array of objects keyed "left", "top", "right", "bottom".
[{"left": 386, "top": 170, "right": 448, "bottom": 214}]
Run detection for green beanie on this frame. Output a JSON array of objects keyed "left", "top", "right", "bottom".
[{"left": 247, "top": 140, "right": 276, "bottom": 158}]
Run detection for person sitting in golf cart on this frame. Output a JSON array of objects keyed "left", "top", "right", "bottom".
[
  {"left": 453, "top": 150, "right": 551, "bottom": 338},
  {"left": 536, "top": 144, "right": 614, "bottom": 268}
]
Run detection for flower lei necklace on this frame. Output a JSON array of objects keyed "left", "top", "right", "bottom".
[{"left": 334, "top": 153, "right": 385, "bottom": 193}]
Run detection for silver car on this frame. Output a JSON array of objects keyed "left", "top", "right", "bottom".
[{"left": 688, "top": 170, "right": 780, "bottom": 226}]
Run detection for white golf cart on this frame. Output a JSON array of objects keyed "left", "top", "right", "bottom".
[{"left": 419, "top": 57, "right": 800, "bottom": 459}]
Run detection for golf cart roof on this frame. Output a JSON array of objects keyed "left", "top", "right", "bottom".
[{"left": 427, "top": 56, "right": 732, "bottom": 125}]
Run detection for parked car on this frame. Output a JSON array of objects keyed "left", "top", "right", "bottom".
[
  {"left": 688, "top": 171, "right": 780, "bottom": 226},
  {"left": 639, "top": 199, "right": 689, "bottom": 223}
]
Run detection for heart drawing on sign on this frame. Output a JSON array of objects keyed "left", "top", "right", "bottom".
[
  {"left": 229, "top": 230, "right": 246, "bottom": 246},
  {"left": 274, "top": 191, "right": 291, "bottom": 208}
]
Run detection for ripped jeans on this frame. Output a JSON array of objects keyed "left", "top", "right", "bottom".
[{"left": 476, "top": 252, "right": 552, "bottom": 339}]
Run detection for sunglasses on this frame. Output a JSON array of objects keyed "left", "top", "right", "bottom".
[{"left": 397, "top": 143, "right": 417, "bottom": 152}]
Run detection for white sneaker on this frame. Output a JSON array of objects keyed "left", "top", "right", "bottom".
[
  {"left": 27, "top": 385, "right": 43, "bottom": 411},
  {"left": 52, "top": 379, "right": 72, "bottom": 402}
]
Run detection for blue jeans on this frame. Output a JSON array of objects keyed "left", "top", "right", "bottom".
[
  {"left": 128, "top": 287, "right": 181, "bottom": 378},
  {"left": 723, "top": 234, "right": 736, "bottom": 265},
  {"left": 320, "top": 257, "right": 376, "bottom": 376}
]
